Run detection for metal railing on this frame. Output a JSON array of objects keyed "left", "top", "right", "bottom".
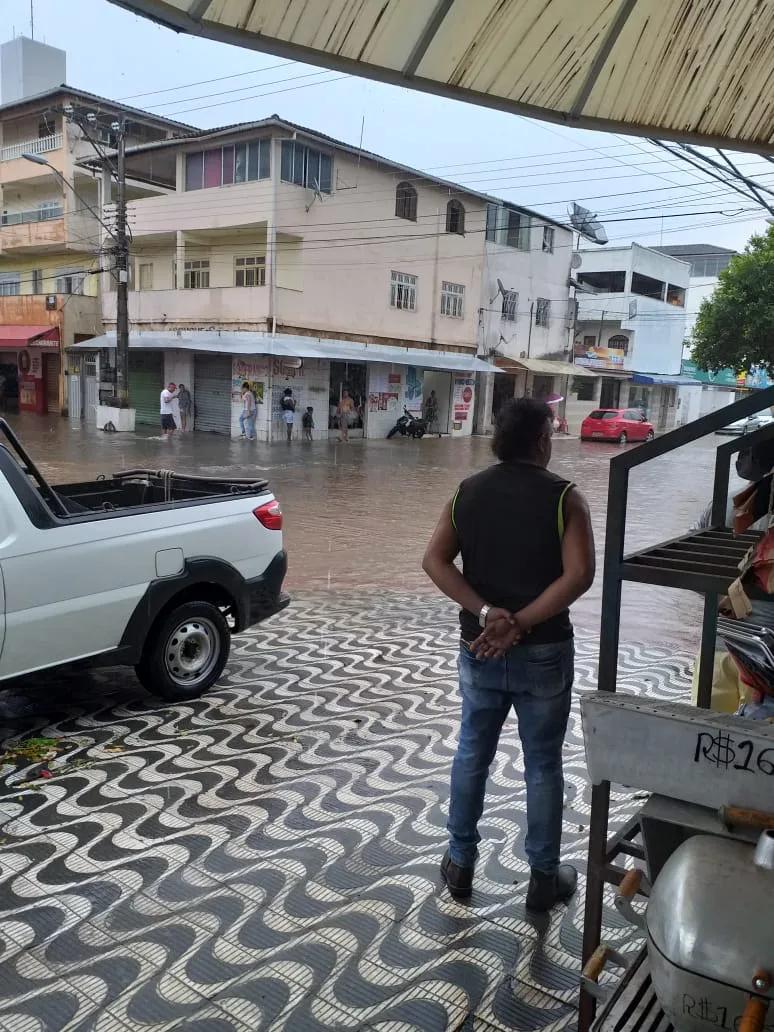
[
  {"left": 0, "top": 133, "right": 63, "bottom": 162},
  {"left": 1, "top": 205, "right": 64, "bottom": 227},
  {"left": 578, "top": 382, "right": 774, "bottom": 1032}
]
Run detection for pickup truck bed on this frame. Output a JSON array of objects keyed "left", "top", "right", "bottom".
[{"left": 0, "top": 421, "right": 289, "bottom": 701}]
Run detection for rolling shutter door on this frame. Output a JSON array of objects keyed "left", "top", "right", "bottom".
[
  {"left": 129, "top": 352, "right": 163, "bottom": 426},
  {"left": 194, "top": 354, "right": 231, "bottom": 434},
  {"left": 44, "top": 354, "right": 60, "bottom": 413}
]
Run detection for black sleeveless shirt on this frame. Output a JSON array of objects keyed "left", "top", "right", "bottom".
[{"left": 453, "top": 461, "right": 574, "bottom": 645}]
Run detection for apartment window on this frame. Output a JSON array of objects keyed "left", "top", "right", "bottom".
[
  {"left": 501, "top": 289, "right": 518, "bottom": 321},
  {"left": 577, "top": 270, "right": 626, "bottom": 292},
  {"left": 583, "top": 335, "right": 597, "bottom": 349},
  {"left": 440, "top": 281, "right": 464, "bottom": 318},
  {"left": 535, "top": 298, "right": 550, "bottom": 327},
  {"left": 395, "top": 182, "right": 418, "bottom": 222},
  {"left": 55, "top": 269, "right": 85, "bottom": 295},
  {"left": 0, "top": 272, "right": 21, "bottom": 296},
  {"left": 609, "top": 334, "right": 630, "bottom": 354},
  {"left": 446, "top": 199, "right": 465, "bottom": 235},
  {"left": 667, "top": 283, "right": 686, "bottom": 307},
  {"left": 31, "top": 269, "right": 43, "bottom": 294},
  {"left": 185, "top": 139, "right": 270, "bottom": 190},
  {"left": 390, "top": 271, "right": 417, "bottom": 311},
  {"left": 485, "top": 203, "right": 530, "bottom": 250},
  {"left": 183, "top": 260, "right": 210, "bottom": 289},
  {"left": 235, "top": 255, "right": 266, "bottom": 287},
  {"left": 280, "top": 140, "right": 332, "bottom": 192},
  {"left": 542, "top": 226, "right": 555, "bottom": 253},
  {"left": 631, "top": 271, "right": 665, "bottom": 300},
  {"left": 138, "top": 263, "right": 154, "bottom": 291}
]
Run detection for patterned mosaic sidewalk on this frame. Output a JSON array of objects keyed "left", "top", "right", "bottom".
[{"left": 0, "top": 592, "right": 693, "bottom": 1032}]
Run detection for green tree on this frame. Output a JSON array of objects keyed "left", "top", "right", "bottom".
[{"left": 692, "top": 227, "right": 774, "bottom": 373}]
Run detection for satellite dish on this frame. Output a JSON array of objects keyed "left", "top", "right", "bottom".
[
  {"left": 305, "top": 177, "right": 324, "bottom": 213},
  {"left": 489, "top": 277, "right": 509, "bottom": 304},
  {"left": 571, "top": 253, "right": 583, "bottom": 269},
  {"left": 569, "top": 202, "right": 608, "bottom": 245}
]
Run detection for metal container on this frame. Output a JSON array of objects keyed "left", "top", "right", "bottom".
[{"left": 645, "top": 831, "right": 774, "bottom": 1032}]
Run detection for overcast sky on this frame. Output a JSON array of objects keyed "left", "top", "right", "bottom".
[{"left": 3, "top": 0, "right": 772, "bottom": 264}]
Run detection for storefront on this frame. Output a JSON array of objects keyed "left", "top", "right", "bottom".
[
  {"left": 0, "top": 326, "right": 61, "bottom": 414},
  {"left": 66, "top": 332, "right": 500, "bottom": 440},
  {"left": 128, "top": 352, "right": 164, "bottom": 427}
]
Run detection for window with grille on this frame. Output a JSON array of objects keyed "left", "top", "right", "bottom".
[
  {"left": 535, "top": 298, "right": 550, "bottom": 327},
  {"left": 395, "top": 182, "right": 418, "bottom": 221},
  {"left": 501, "top": 289, "right": 518, "bottom": 321},
  {"left": 235, "top": 255, "right": 266, "bottom": 287},
  {"left": 446, "top": 200, "right": 465, "bottom": 235},
  {"left": 390, "top": 271, "right": 417, "bottom": 311},
  {"left": 183, "top": 260, "right": 210, "bottom": 289},
  {"left": 542, "top": 226, "right": 555, "bottom": 253},
  {"left": 440, "top": 281, "right": 464, "bottom": 318},
  {"left": 31, "top": 269, "right": 43, "bottom": 294},
  {"left": 280, "top": 141, "right": 332, "bottom": 192}
]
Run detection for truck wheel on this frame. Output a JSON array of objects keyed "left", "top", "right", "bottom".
[{"left": 136, "top": 600, "right": 230, "bottom": 701}]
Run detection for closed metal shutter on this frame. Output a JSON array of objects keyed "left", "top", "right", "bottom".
[
  {"left": 129, "top": 352, "right": 164, "bottom": 426},
  {"left": 194, "top": 354, "right": 231, "bottom": 434},
  {"left": 44, "top": 353, "right": 60, "bottom": 413}
]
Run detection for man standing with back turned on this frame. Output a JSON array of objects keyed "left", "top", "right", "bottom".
[{"left": 422, "top": 398, "right": 595, "bottom": 911}]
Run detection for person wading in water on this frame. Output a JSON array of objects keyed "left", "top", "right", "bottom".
[{"left": 422, "top": 397, "right": 595, "bottom": 911}]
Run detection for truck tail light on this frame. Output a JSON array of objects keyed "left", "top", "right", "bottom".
[{"left": 254, "top": 500, "right": 283, "bottom": 530}]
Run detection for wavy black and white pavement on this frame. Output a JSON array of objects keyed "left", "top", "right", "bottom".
[{"left": 0, "top": 593, "right": 692, "bottom": 1032}]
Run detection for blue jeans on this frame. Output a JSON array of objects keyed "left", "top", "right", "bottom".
[
  {"left": 448, "top": 640, "right": 573, "bottom": 873},
  {"left": 239, "top": 411, "right": 256, "bottom": 438}
]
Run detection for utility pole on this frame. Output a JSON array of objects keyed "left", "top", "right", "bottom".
[{"left": 114, "top": 121, "right": 129, "bottom": 406}]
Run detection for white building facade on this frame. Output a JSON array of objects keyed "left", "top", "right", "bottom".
[
  {"left": 78, "top": 116, "right": 576, "bottom": 440},
  {"left": 573, "top": 243, "right": 689, "bottom": 432},
  {"left": 654, "top": 243, "right": 739, "bottom": 425}
]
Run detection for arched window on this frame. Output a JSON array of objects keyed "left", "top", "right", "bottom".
[
  {"left": 608, "top": 334, "right": 630, "bottom": 354},
  {"left": 446, "top": 199, "right": 465, "bottom": 235},
  {"left": 395, "top": 181, "right": 417, "bottom": 221}
]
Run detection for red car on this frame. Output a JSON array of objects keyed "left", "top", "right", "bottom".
[{"left": 580, "top": 408, "right": 654, "bottom": 444}]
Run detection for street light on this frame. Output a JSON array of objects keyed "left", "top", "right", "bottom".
[{"left": 22, "top": 145, "right": 130, "bottom": 408}]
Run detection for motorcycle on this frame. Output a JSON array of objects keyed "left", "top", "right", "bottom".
[{"left": 387, "top": 408, "right": 427, "bottom": 439}]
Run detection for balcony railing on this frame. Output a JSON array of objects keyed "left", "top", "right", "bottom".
[
  {"left": 1, "top": 205, "right": 64, "bottom": 227},
  {"left": 1, "top": 133, "right": 63, "bottom": 163}
]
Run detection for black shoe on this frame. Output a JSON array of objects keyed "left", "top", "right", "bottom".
[
  {"left": 440, "top": 850, "right": 474, "bottom": 899},
  {"left": 525, "top": 863, "right": 578, "bottom": 912}
]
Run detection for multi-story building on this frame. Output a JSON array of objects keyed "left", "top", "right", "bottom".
[
  {"left": 0, "top": 36, "right": 191, "bottom": 415},
  {"left": 654, "top": 243, "right": 739, "bottom": 425},
  {"left": 76, "top": 115, "right": 577, "bottom": 439},
  {"left": 573, "top": 242, "right": 689, "bottom": 432}
]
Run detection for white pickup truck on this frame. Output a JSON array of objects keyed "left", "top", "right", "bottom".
[{"left": 0, "top": 422, "right": 288, "bottom": 700}]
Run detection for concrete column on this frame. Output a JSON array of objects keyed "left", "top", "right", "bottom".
[
  {"left": 473, "top": 371, "right": 495, "bottom": 435},
  {"left": 175, "top": 231, "right": 186, "bottom": 290}
]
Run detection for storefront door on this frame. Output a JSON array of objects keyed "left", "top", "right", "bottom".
[
  {"left": 193, "top": 354, "right": 232, "bottom": 434},
  {"left": 129, "top": 352, "right": 164, "bottom": 426},
  {"left": 329, "top": 361, "right": 366, "bottom": 437},
  {"left": 422, "top": 370, "right": 452, "bottom": 434}
]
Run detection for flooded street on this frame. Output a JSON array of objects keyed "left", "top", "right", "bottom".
[{"left": 4, "top": 413, "right": 733, "bottom": 650}]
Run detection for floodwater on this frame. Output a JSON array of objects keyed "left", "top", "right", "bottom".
[{"left": 2, "top": 413, "right": 737, "bottom": 650}]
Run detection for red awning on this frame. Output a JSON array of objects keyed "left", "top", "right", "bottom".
[{"left": 0, "top": 326, "right": 60, "bottom": 349}]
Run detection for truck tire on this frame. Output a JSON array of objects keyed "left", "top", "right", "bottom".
[{"left": 136, "top": 600, "right": 231, "bottom": 701}]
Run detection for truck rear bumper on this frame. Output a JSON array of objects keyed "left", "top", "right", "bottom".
[{"left": 241, "top": 550, "right": 290, "bottom": 630}]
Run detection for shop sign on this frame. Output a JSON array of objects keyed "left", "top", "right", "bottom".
[
  {"left": 453, "top": 375, "right": 475, "bottom": 422},
  {"left": 574, "top": 341, "right": 627, "bottom": 370},
  {"left": 680, "top": 359, "right": 774, "bottom": 389}
]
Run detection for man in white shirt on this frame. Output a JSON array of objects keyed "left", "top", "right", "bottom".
[{"left": 160, "top": 382, "right": 177, "bottom": 436}]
